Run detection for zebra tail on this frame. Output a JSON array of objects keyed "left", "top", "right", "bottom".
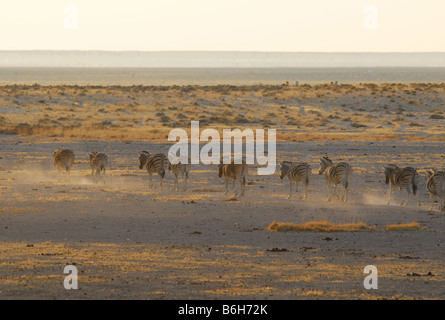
[
  {"left": 412, "top": 173, "right": 418, "bottom": 196},
  {"left": 66, "top": 157, "right": 72, "bottom": 171}
]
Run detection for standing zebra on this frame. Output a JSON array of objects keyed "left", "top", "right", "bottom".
[
  {"left": 89, "top": 151, "right": 108, "bottom": 184},
  {"left": 279, "top": 161, "right": 311, "bottom": 199},
  {"left": 138, "top": 151, "right": 169, "bottom": 189},
  {"left": 319, "top": 156, "right": 352, "bottom": 202},
  {"left": 169, "top": 158, "right": 191, "bottom": 191},
  {"left": 383, "top": 164, "right": 420, "bottom": 206},
  {"left": 426, "top": 169, "right": 445, "bottom": 211},
  {"left": 53, "top": 148, "right": 75, "bottom": 182},
  {"left": 218, "top": 159, "right": 248, "bottom": 196}
]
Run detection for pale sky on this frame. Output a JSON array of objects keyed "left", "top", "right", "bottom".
[{"left": 0, "top": 0, "right": 444, "bottom": 52}]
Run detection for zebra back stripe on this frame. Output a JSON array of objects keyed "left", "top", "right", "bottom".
[
  {"left": 53, "top": 149, "right": 75, "bottom": 171},
  {"left": 325, "top": 162, "right": 351, "bottom": 185},
  {"left": 288, "top": 163, "right": 310, "bottom": 183},
  {"left": 427, "top": 171, "right": 445, "bottom": 196},
  {"left": 146, "top": 153, "right": 169, "bottom": 178}
]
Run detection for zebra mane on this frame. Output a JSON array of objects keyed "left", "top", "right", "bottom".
[
  {"left": 320, "top": 156, "right": 332, "bottom": 163},
  {"left": 138, "top": 151, "right": 151, "bottom": 157}
]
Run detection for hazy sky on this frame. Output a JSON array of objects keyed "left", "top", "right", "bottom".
[{"left": 1, "top": 0, "right": 444, "bottom": 52}]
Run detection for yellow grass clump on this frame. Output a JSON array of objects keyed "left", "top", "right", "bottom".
[
  {"left": 266, "top": 220, "right": 375, "bottom": 232},
  {"left": 385, "top": 221, "right": 424, "bottom": 231}
]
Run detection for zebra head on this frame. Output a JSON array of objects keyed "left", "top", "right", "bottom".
[
  {"left": 319, "top": 156, "right": 332, "bottom": 175},
  {"left": 53, "top": 148, "right": 61, "bottom": 156},
  {"left": 279, "top": 161, "right": 293, "bottom": 179},
  {"left": 89, "top": 151, "right": 98, "bottom": 161},
  {"left": 383, "top": 164, "right": 399, "bottom": 184},
  {"left": 138, "top": 151, "right": 151, "bottom": 169}
]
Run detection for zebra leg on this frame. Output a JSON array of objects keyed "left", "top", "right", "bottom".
[
  {"left": 241, "top": 177, "right": 246, "bottom": 196},
  {"left": 148, "top": 173, "right": 153, "bottom": 188},
  {"left": 183, "top": 172, "right": 188, "bottom": 191},
  {"left": 402, "top": 187, "right": 410, "bottom": 206},
  {"left": 341, "top": 181, "right": 348, "bottom": 202},
  {"left": 342, "top": 186, "right": 348, "bottom": 202},
  {"left": 334, "top": 184, "right": 340, "bottom": 200},
  {"left": 326, "top": 181, "right": 332, "bottom": 202},
  {"left": 102, "top": 167, "right": 106, "bottom": 185},
  {"left": 288, "top": 180, "right": 292, "bottom": 199},
  {"left": 224, "top": 178, "right": 229, "bottom": 195},
  {"left": 416, "top": 191, "right": 420, "bottom": 207},
  {"left": 173, "top": 174, "right": 178, "bottom": 191},
  {"left": 296, "top": 182, "right": 304, "bottom": 200},
  {"left": 303, "top": 181, "right": 308, "bottom": 200},
  {"left": 67, "top": 169, "right": 71, "bottom": 183},
  {"left": 387, "top": 185, "right": 394, "bottom": 205},
  {"left": 429, "top": 193, "right": 435, "bottom": 211},
  {"left": 240, "top": 176, "right": 245, "bottom": 196}
]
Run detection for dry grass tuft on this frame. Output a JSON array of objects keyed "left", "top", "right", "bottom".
[
  {"left": 266, "top": 220, "right": 375, "bottom": 232},
  {"left": 385, "top": 221, "right": 424, "bottom": 231}
]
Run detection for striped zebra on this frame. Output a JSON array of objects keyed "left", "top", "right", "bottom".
[
  {"left": 426, "top": 169, "right": 445, "bottom": 211},
  {"left": 279, "top": 161, "right": 311, "bottom": 199},
  {"left": 319, "top": 156, "right": 352, "bottom": 202},
  {"left": 169, "top": 158, "right": 191, "bottom": 191},
  {"left": 138, "top": 151, "right": 169, "bottom": 189},
  {"left": 383, "top": 164, "right": 420, "bottom": 206},
  {"left": 89, "top": 151, "right": 108, "bottom": 184},
  {"left": 53, "top": 148, "right": 75, "bottom": 182},
  {"left": 218, "top": 159, "right": 248, "bottom": 196}
]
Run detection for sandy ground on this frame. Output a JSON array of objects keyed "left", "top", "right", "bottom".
[{"left": 0, "top": 135, "right": 444, "bottom": 300}]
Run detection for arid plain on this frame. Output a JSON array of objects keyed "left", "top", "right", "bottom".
[{"left": 0, "top": 83, "right": 444, "bottom": 299}]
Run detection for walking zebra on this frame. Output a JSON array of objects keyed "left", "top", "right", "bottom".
[
  {"left": 279, "top": 161, "right": 311, "bottom": 199},
  {"left": 138, "top": 151, "right": 169, "bottom": 189},
  {"left": 218, "top": 159, "right": 248, "bottom": 196},
  {"left": 89, "top": 151, "right": 108, "bottom": 184},
  {"left": 426, "top": 169, "right": 445, "bottom": 211},
  {"left": 169, "top": 158, "right": 191, "bottom": 191},
  {"left": 53, "top": 148, "right": 75, "bottom": 182},
  {"left": 383, "top": 164, "right": 420, "bottom": 206},
  {"left": 319, "top": 156, "right": 352, "bottom": 202}
]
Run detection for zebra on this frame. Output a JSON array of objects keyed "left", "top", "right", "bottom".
[
  {"left": 425, "top": 169, "right": 445, "bottom": 211},
  {"left": 138, "top": 152, "right": 169, "bottom": 189},
  {"left": 53, "top": 148, "right": 75, "bottom": 182},
  {"left": 319, "top": 156, "right": 352, "bottom": 202},
  {"left": 218, "top": 159, "right": 248, "bottom": 196},
  {"left": 168, "top": 158, "right": 191, "bottom": 191},
  {"left": 89, "top": 151, "right": 108, "bottom": 184},
  {"left": 383, "top": 164, "right": 420, "bottom": 206},
  {"left": 279, "top": 161, "right": 311, "bottom": 199}
]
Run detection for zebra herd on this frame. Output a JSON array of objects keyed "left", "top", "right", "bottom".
[{"left": 51, "top": 148, "right": 445, "bottom": 212}]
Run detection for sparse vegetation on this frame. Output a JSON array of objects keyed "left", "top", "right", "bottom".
[
  {"left": 266, "top": 220, "right": 375, "bottom": 232},
  {"left": 385, "top": 221, "right": 424, "bottom": 231},
  {"left": 0, "top": 83, "right": 444, "bottom": 142}
]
